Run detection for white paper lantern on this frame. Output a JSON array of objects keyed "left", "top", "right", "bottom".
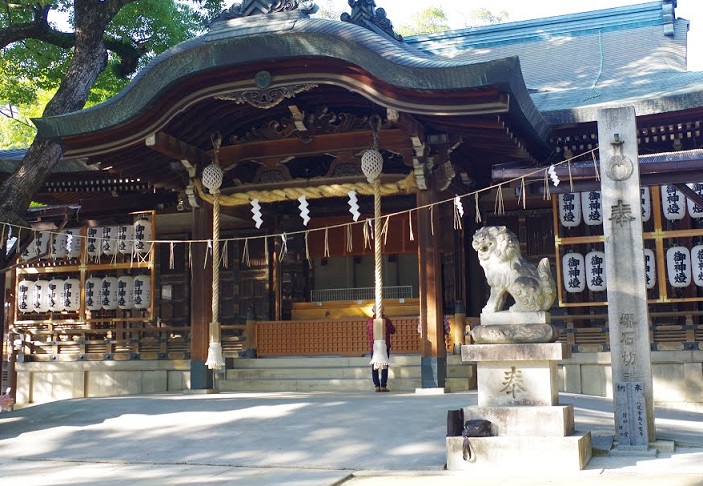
[
  {"left": 101, "top": 276, "right": 119, "bottom": 310},
  {"left": 643, "top": 249, "right": 656, "bottom": 290},
  {"left": 558, "top": 193, "right": 582, "bottom": 227},
  {"left": 640, "top": 187, "right": 652, "bottom": 223},
  {"left": 117, "top": 224, "right": 135, "bottom": 255},
  {"left": 562, "top": 252, "right": 585, "bottom": 293},
  {"left": 585, "top": 251, "right": 607, "bottom": 292},
  {"left": 51, "top": 232, "right": 68, "bottom": 260},
  {"left": 691, "top": 244, "right": 703, "bottom": 287},
  {"left": 661, "top": 185, "right": 686, "bottom": 221},
  {"left": 47, "top": 278, "right": 64, "bottom": 312},
  {"left": 666, "top": 246, "right": 691, "bottom": 288},
  {"left": 85, "top": 277, "right": 103, "bottom": 311},
  {"left": 117, "top": 275, "right": 135, "bottom": 310},
  {"left": 17, "top": 280, "right": 34, "bottom": 313},
  {"left": 687, "top": 182, "right": 703, "bottom": 219},
  {"left": 86, "top": 227, "right": 101, "bottom": 259},
  {"left": 581, "top": 191, "right": 603, "bottom": 226},
  {"left": 62, "top": 278, "right": 81, "bottom": 312},
  {"left": 132, "top": 274, "right": 151, "bottom": 310},
  {"left": 33, "top": 279, "right": 51, "bottom": 313},
  {"left": 133, "top": 218, "right": 152, "bottom": 254},
  {"left": 32, "top": 231, "right": 51, "bottom": 259},
  {"left": 101, "top": 225, "right": 119, "bottom": 256}
]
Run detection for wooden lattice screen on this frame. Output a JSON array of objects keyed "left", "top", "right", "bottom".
[{"left": 255, "top": 317, "right": 423, "bottom": 357}]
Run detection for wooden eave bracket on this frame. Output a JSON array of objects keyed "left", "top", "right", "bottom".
[{"left": 145, "top": 132, "right": 209, "bottom": 208}]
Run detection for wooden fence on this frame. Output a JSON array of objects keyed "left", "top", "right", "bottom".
[{"left": 6, "top": 311, "right": 703, "bottom": 361}]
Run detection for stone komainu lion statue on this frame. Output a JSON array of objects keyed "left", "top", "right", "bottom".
[{"left": 472, "top": 226, "right": 556, "bottom": 313}]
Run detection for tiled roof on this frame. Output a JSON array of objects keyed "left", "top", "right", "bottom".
[
  {"left": 0, "top": 149, "right": 94, "bottom": 173},
  {"left": 33, "top": 14, "right": 548, "bottom": 145},
  {"left": 408, "top": 1, "right": 695, "bottom": 123}
]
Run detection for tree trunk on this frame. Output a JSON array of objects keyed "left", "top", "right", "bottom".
[{"left": 0, "top": 0, "right": 134, "bottom": 227}]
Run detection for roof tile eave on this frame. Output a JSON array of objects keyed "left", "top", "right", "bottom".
[{"left": 32, "top": 18, "right": 539, "bottom": 142}]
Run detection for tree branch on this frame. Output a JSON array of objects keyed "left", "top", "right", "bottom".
[{"left": 1, "top": 0, "right": 144, "bottom": 76}]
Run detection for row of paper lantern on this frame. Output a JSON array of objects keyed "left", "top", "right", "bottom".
[
  {"left": 17, "top": 275, "right": 151, "bottom": 313},
  {"left": 558, "top": 183, "right": 703, "bottom": 228},
  {"left": 562, "top": 245, "right": 703, "bottom": 293},
  {"left": 21, "top": 219, "right": 152, "bottom": 261}
]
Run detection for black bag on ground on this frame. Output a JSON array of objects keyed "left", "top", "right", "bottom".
[
  {"left": 446, "top": 409, "right": 464, "bottom": 437},
  {"left": 462, "top": 419, "right": 492, "bottom": 461}
]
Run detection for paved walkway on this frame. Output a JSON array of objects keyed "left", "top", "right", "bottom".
[{"left": 0, "top": 391, "right": 702, "bottom": 485}]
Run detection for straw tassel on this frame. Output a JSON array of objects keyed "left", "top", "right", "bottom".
[
  {"left": 430, "top": 206, "right": 435, "bottom": 236},
  {"left": 381, "top": 216, "right": 390, "bottom": 246},
  {"left": 475, "top": 193, "right": 482, "bottom": 223},
  {"left": 323, "top": 229, "right": 330, "bottom": 258},
  {"left": 221, "top": 240, "right": 228, "bottom": 269},
  {"left": 543, "top": 169, "right": 551, "bottom": 201},
  {"left": 494, "top": 185, "right": 505, "bottom": 215},
  {"left": 242, "top": 238, "right": 251, "bottom": 267},
  {"left": 592, "top": 150, "right": 601, "bottom": 181}
]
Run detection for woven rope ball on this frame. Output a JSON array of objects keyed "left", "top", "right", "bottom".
[
  {"left": 202, "top": 162, "right": 224, "bottom": 194},
  {"left": 361, "top": 149, "right": 383, "bottom": 183}
]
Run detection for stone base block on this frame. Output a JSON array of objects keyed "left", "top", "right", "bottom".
[
  {"left": 471, "top": 323, "right": 559, "bottom": 344},
  {"left": 446, "top": 433, "right": 592, "bottom": 471},
  {"left": 480, "top": 311, "right": 550, "bottom": 325},
  {"left": 462, "top": 343, "right": 570, "bottom": 362},
  {"left": 462, "top": 405, "right": 575, "bottom": 436}
]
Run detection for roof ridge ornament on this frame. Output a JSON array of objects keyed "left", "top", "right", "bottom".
[
  {"left": 341, "top": 0, "right": 403, "bottom": 42},
  {"left": 215, "top": 0, "right": 318, "bottom": 21}
]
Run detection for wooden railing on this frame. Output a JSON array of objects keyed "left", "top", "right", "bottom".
[
  {"left": 13, "top": 325, "right": 192, "bottom": 361},
  {"left": 10, "top": 311, "right": 703, "bottom": 361},
  {"left": 552, "top": 311, "right": 703, "bottom": 352}
]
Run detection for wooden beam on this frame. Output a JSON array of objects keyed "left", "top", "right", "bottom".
[
  {"left": 145, "top": 132, "right": 210, "bottom": 166},
  {"left": 675, "top": 183, "right": 703, "bottom": 210},
  {"left": 215, "top": 129, "right": 413, "bottom": 167}
]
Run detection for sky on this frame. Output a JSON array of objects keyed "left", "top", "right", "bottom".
[{"left": 330, "top": 0, "right": 703, "bottom": 71}]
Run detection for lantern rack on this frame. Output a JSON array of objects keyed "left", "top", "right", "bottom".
[
  {"left": 11, "top": 214, "right": 156, "bottom": 340},
  {"left": 553, "top": 185, "right": 703, "bottom": 307}
]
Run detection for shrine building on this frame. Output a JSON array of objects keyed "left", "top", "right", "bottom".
[{"left": 2, "top": 0, "right": 702, "bottom": 411}]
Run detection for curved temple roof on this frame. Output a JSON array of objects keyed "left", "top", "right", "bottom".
[{"left": 32, "top": 4, "right": 550, "bottom": 158}]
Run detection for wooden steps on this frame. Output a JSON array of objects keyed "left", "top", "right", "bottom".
[{"left": 219, "top": 355, "right": 476, "bottom": 393}]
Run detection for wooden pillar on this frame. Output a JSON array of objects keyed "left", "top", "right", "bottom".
[
  {"left": 417, "top": 182, "right": 446, "bottom": 388},
  {"left": 190, "top": 204, "right": 213, "bottom": 389}
]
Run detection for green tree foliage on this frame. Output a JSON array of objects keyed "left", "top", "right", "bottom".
[
  {"left": 467, "top": 8, "right": 509, "bottom": 27},
  {"left": 0, "top": 0, "right": 219, "bottom": 124},
  {"left": 315, "top": 0, "right": 344, "bottom": 20},
  {"left": 396, "top": 6, "right": 449, "bottom": 37},
  {"left": 0, "top": 0, "right": 223, "bottom": 229}
]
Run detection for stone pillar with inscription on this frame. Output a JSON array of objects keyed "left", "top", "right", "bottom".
[
  {"left": 447, "top": 226, "right": 591, "bottom": 471},
  {"left": 597, "top": 106, "right": 656, "bottom": 448}
]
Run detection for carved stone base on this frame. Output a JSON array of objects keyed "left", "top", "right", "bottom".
[
  {"left": 471, "top": 323, "right": 559, "bottom": 344},
  {"left": 480, "top": 311, "right": 550, "bottom": 326}
]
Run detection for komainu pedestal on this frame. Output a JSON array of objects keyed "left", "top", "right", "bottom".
[{"left": 446, "top": 343, "right": 592, "bottom": 471}]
